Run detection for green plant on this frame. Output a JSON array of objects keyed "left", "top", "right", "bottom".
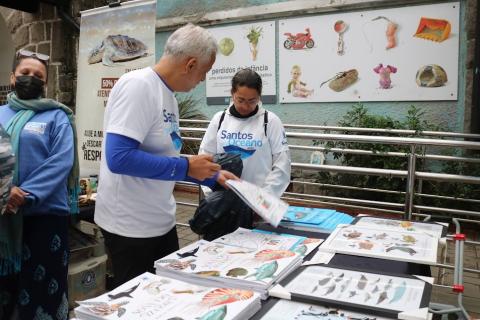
[
  {"left": 313, "top": 104, "right": 440, "bottom": 204},
  {"left": 176, "top": 94, "right": 207, "bottom": 155}
]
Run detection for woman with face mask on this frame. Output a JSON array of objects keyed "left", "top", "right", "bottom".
[{"left": 0, "top": 50, "right": 78, "bottom": 320}]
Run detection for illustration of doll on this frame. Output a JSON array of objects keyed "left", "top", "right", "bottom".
[{"left": 287, "top": 65, "right": 314, "bottom": 98}]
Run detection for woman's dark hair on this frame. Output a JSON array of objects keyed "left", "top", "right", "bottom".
[{"left": 231, "top": 68, "right": 262, "bottom": 95}]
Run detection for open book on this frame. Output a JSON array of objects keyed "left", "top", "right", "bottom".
[{"left": 226, "top": 179, "right": 288, "bottom": 227}]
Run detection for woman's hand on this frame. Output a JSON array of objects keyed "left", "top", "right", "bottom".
[
  {"left": 5, "top": 187, "right": 29, "bottom": 214},
  {"left": 216, "top": 170, "right": 239, "bottom": 189}
]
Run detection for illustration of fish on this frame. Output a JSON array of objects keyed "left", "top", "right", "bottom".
[
  {"left": 227, "top": 250, "right": 253, "bottom": 254},
  {"left": 254, "top": 249, "right": 295, "bottom": 261},
  {"left": 402, "top": 235, "right": 417, "bottom": 244},
  {"left": 223, "top": 145, "right": 256, "bottom": 159},
  {"left": 343, "top": 230, "right": 362, "bottom": 239},
  {"left": 384, "top": 279, "right": 393, "bottom": 291},
  {"left": 348, "top": 290, "right": 357, "bottom": 298},
  {"left": 364, "top": 292, "right": 372, "bottom": 302},
  {"left": 372, "top": 285, "right": 379, "bottom": 294},
  {"left": 339, "top": 277, "right": 352, "bottom": 293},
  {"left": 245, "top": 261, "right": 278, "bottom": 281},
  {"left": 377, "top": 291, "right": 388, "bottom": 304},
  {"left": 195, "top": 270, "right": 220, "bottom": 277},
  {"left": 334, "top": 273, "right": 344, "bottom": 282},
  {"left": 324, "top": 283, "right": 336, "bottom": 295},
  {"left": 198, "top": 305, "right": 227, "bottom": 320},
  {"left": 386, "top": 246, "right": 417, "bottom": 256},
  {"left": 389, "top": 281, "right": 407, "bottom": 303},
  {"left": 312, "top": 272, "right": 333, "bottom": 293},
  {"left": 108, "top": 283, "right": 139, "bottom": 300},
  {"left": 226, "top": 267, "right": 248, "bottom": 277},
  {"left": 293, "top": 244, "right": 307, "bottom": 256},
  {"left": 202, "top": 288, "right": 253, "bottom": 306},
  {"left": 400, "top": 221, "right": 413, "bottom": 228},
  {"left": 176, "top": 246, "right": 199, "bottom": 259},
  {"left": 357, "top": 275, "right": 367, "bottom": 290},
  {"left": 172, "top": 289, "right": 196, "bottom": 294}
]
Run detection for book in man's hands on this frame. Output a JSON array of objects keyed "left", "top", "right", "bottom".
[{"left": 226, "top": 179, "right": 288, "bottom": 227}]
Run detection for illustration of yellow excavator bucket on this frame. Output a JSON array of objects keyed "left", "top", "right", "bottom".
[{"left": 413, "top": 17, "right": 451, "bottom": 42}]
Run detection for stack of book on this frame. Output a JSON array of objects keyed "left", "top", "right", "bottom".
[
  {"left": 155, "top": 228, "right": 308, "bottom": 298},
  {"left": 280, "top": 206, "right": 354, "bottom": 232},
  {"left": 75, "top": 272, "right": 261, "bottom": 320}
]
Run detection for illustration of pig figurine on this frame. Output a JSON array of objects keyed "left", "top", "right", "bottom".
[{"left": 373, "top": 63, "right": 397, "bottom": 89}]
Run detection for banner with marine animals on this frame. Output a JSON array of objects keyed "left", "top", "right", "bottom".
[
  {"left": 320, "top": 224, "right": 439, "bottom": 265},
  {"left": 75, "top": 0, "right": 156, "bottom": 175},
  {"left": 273, "top": 265, "right": 432, "bottom": 319},
  {"left": 278, "top": 2, "right": 459, "bottom": 103},
  {"left": 206, "top": 21, "right": 277, "bottom": 105},
  {"left": 75, "top": 272, "right": 261, "bottom": 320}
]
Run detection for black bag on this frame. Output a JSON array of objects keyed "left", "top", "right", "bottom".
[{"left": 189, "top": 152, "right": 252, "bottom": 240}]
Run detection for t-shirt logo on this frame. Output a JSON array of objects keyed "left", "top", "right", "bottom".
[
  {"left": 220, "top": 129, "right": 262, "bottom": 159},
  {"left": 163, "top": 109, "right": 182, "bottom": 151}
]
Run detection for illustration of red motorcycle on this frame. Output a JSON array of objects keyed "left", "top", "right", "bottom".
[{"left": 283, "top": 28, "right": 315, "bottom": 50}]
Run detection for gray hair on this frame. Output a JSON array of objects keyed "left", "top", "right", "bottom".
[{"left": 164, "top": 23, "right": 217, "bottom": 64}]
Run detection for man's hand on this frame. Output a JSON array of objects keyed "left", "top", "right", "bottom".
[
  {"left": 5, "top": 187, "right": 29, "bottom": 214},
  {"left": 216, "top": 170, "right": 239, "bottom": 189},
  {"left": 187, "top": 154, "right": 221, "bottom": 181}
]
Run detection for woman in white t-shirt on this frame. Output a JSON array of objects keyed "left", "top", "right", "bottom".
[{"left": 200, "top": 69, "right": 291, "bottom": 198}]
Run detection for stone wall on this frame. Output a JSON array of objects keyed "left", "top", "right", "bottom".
[{"left": 0, "top": 0, "right": 108, "bottom": 111}]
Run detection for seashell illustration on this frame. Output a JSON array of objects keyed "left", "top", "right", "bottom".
[
  {"left": 402, "top": 235, "right": 417, "bottom": 244},
  {"left": 254, "top": 249, "right": 295, "bottom": 261},
  {"left": 202, "top": 288, "right": 254, "bottom": 306},
  {"left": 416, "top": 65, "right": 448, "bottom": 87},
  {"left": 357, "top": 275, "right": 367, "bottom": 290},
  {"left": 377, "top": 291, "right": 388, "bottom": 304}
]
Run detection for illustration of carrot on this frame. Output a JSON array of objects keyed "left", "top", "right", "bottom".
[{"left": 247, "top": 26, "right": 263, "bottom": 61}]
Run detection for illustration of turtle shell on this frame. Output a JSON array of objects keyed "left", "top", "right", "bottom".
[
  {"left": 202, "top": 288, "right": 254, "bottom": 306},
  {"left": 254, "top": 249, "right": 295, "bottom": 261}
]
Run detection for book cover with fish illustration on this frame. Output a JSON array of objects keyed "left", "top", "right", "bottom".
[
  {"left": 351, "top": 216, "right": 447, "bottom": 238},
  {"left": 320, "top": 224, "right": 439, "bottom": 265},
  {"left": 251, "top": 298, "right": 392, "bottom": 320},
  {"left": 75, "top": 272, "right": 261, "bottom": 320},
  {"left": 269, "top": 265, "right": 432, "bottom": 319},
  {"left": 155, "top": 229, "right": 303, "bottom": 298}
]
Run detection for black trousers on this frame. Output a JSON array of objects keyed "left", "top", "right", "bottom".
[
  {"left": 101, "top": 226, "right": 179, "bottom": 289},
  {"left": 0, "top": 214, "right": 69, "bottom": 320}
]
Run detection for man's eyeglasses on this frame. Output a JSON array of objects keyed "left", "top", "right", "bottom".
[
  {"left": 233, "top": 95, "right": 259, "bottom": 106},
  {"left": 16, "top": 49, "right": 50, "bottom": 62}
]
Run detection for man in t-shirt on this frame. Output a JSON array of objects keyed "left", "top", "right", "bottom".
[{"left": 95, "top": 23, "right": 237, "bottom": 288}]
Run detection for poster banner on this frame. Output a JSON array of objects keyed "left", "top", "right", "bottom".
[
  {"left": 76, "top": 0, "right": 156, "bottom": 176},
  {"left": 279, "top": 2, "right": 459, "bottom": 103},
  {"left": 206, "top": 21, "right": 276, "bottom": 105}
]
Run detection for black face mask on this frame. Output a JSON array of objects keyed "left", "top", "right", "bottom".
[{"left": 14, "top": 75, "right": 45, "bottom": 100}]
